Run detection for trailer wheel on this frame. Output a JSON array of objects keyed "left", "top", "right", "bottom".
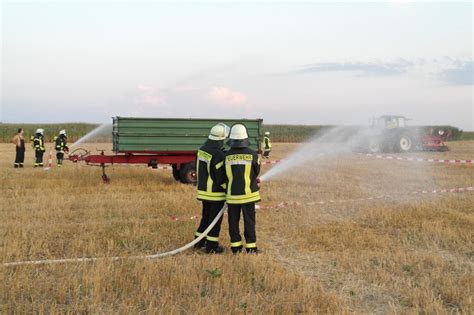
[
  {"left": 397, "top": 134, "right": 413, "bottom": 152},
  {"left": 172, "top": 165, "right": 181, "bottom": 181},
  {"left": 180, "top": 162, "right": 197, "bottom": 184},
  {"left": 368, "top": 138, "right": 381, "bottom": 153}
]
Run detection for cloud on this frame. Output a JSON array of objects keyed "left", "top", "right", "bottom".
[
  {"left": 436, "top": 61, "right": 473, "bottom": 85},
  {"left": 294, "top": 59, "right": 413, "bottom": 77},
  {"left": 134, "top": 85, "right": 164, "bottom": 106},
  {"left": 207, "top": 86, "right": 248, "bottom": 106}
]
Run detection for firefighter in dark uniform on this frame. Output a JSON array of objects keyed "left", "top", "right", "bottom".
[
  {"left": 54, "top": 129, "right": 69, "bottom": 167},
  {"left": 12, "top": 128, "right": 25, "bottom": 168},
  {"left": 225, "top": 124, "right": 261, "bottom": 254},
  {"left": 263, "top": 131, "right": 272, "bottom": 158},
  {"left": 33, "top": 129, "right": 46, "bottom": 167},
  {"left": 194, "top": 123, "right": 230, "bottom": 254}
]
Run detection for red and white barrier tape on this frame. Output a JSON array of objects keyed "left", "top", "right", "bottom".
[
  {"left": 361, "top": 153, "right": 473, "bottom": 165},
  {"left": 258, "top": 186, "right": 474, "bottom": 210}
]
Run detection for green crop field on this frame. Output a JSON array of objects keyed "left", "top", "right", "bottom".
[{"left": 0, "top": 122, "right": 470, "bottom": 143}]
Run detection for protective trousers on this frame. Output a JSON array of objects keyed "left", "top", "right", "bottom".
[
  {"left": 195, "top": 201, "right": 225, "bottom": 248},
  {"left": 57, "top": 152, "right": 64, "bottom": 166},
  {"left": 228, "top": 203, "right": 257, "bottom": 253},
  {"left": 35, "top": 151, "right": 44, "bottom": 167},
  {"left": 15, "top": 147, "right": 25, "bottom": 167}
]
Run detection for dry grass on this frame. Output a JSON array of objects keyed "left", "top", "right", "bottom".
[{"left": 1, "top": 141, "right": 473, "bottom": 313}]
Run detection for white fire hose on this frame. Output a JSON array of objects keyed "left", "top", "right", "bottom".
[{"left": 2, "top": 205, "right": 227, "bottom": 267}]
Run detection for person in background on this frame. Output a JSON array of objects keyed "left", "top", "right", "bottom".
[
  {"left": 225, "top": 124, "right": 261, "bottom": 254},
  {"left": 54, "top": 129, "right": 69, "bottom": 167},
  {"left": 194, "top": 123, "right": 229, "bottom": 254},
  {"left": 32, "top": 129, "right": 46, "bottom": 167},
  {"left": 262, "top": 131, "right": 272, "bottom": 158},
  {"left": 11, "top": 128, "right": 25, "bottom": 168}
]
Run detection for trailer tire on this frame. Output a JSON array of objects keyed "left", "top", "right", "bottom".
[
  {"left": 172, "top": 165, "right": 181, "bottom": 181},
  {"left": 180, "top": 162, "right": 197, "bottom": 184},
  {"left": 368, "top": 138, "right": 381, "bottom": 153}
]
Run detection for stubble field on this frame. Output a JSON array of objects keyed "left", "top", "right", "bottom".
[{"left": 1, "top": 141, "right": 473, "bottom": 313}]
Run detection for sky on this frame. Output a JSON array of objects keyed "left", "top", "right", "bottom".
[{"left": 1, "top": 1, "right": 473, "bottom": 130}]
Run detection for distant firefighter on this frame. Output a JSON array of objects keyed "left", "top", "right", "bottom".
[
  {"left": 11, "top": 128, "right": 25, "bottom": 168},
  {"left": 32, "top": 129, "right": 46, "bottom": 167},
  {"left": 262, "top": 131, "right": 272, "bottom": 158},
  {"left": 225, "top": 124, "right": 261, "bottom": 254},
  {"left": 194, "top": 123, "right": 229, "bottom": 254},
  {"left": 54, "top": 129, "right": 69, "bottom": 167}
]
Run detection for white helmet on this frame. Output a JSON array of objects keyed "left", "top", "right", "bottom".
[
  {"left": 59, "top": 129, "right": 67, "bottom": 136},
  {"left": 36, "top": 128, "right": 44, "bottom": 135},
  {"left": 208, "top": 124, "right": 227, "bottom": 141},
  {"left": 265, "top": 131, "right": 270, "bottom": 136},
  {"left": 218, "top": 123, "right": 231, "bottom": 138},
  {"left": 229, "top": 124, "right": 248, "bottom": 140}
]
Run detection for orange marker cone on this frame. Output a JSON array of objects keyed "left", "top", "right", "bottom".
[{"left": 44, "top": 150, "right": 53, "bottom": 170}]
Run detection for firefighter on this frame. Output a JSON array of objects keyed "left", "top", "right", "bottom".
[
  {"left": 54, "top": 129, "right": 69, "bottom": 167},
  {"left": 262, "top": 131, "right": 272, "bottom": 158},
  {"left": 11, "top": 128, "right": 25, "bottom": 168},
  {"left": 194, "top": 123, "right": 229, "bottom": 254},
  {"left": 32, "top": 129, "right": 46, "bottom": 167},
  {"left": 225, "top": 124, "right": 261, "bottom": 254}
]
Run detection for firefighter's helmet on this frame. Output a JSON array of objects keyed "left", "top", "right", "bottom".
[
  {"left": 59, "top": 129, "right": 67, "bottom": 136},
  {"left": 228, "top": 124, "right": 249, "bottom": 148},
  {"left": 265, "top": 131, "right": 270, "bottom": 136},
  {"left": 36, "top": 128, "right": 44, "bottom": 135},
  {"left": 209, "top": 124, "right": 227, "bottom": 141}
]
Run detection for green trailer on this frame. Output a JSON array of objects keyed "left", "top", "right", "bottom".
[
  {"left": 113, "top": 117, "right": 262, "bottom": 153},
  {"left": 70, "top": 117, "right": 263, "bottom": 184}
]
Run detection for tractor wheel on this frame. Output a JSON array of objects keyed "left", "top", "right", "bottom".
[
  {"left": 172, "top": 165, "right": 181, "bottom": 181},
  {"left": 397, "top": 134, "right": 413, "bottom": 153},
  {"left": 179, "top": 162, "right": 197, "bottom": 184},
  {"left": 368, "top": 138, "right": 381, "bottom": 153}
]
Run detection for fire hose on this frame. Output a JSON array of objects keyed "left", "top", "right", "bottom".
[{"left": 2, "top": 205, "right": 227, "bottom": 267}]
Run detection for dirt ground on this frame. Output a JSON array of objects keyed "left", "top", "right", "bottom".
[{"left": 1, "top": 141, "right": 473, "bottom": 313}]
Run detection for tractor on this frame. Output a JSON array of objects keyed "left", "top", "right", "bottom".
[{"left": 353, "top": 115, "right": 449, "bottom": 153}]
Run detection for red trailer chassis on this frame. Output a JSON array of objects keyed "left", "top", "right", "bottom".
[{"left": 68, "top": 149, "right": 197, "bottom": 184}]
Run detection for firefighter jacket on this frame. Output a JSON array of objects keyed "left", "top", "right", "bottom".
[
  {"left": 224, "top": 147, "right": 261, "bottom": 204},
  {"left": 33, "top": 135, "right": 45, "bottom": 152},
  {"left": 196, "top": 140, "right": 227, "bottom": 202},
  {"left": 263, "top": 136, "right": 272, "bottom": 151},
  {"left": 55, "top": 135, "right": 68, "bottom": 153}
]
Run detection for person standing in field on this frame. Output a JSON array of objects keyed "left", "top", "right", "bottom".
[
  {"left": 194, "top": 123, "right": 229, "bottom": 254},
  {"left": 32, "top": 128, "right": 46, "bottom": 167},
  {"left": 54, "top": 129, "right": 69, "bottom": 167},
  {"left": 11, "top": 128, "right": 26, "bottom": 168},
  {"left": 225, "top": 124, "right": 261, "bottom": 254},
  {"left": 262, "top": 131, "right": 272, "bottom": 158}
]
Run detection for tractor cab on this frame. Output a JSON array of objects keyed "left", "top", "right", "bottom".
[{"left": 371, "top": 115, "right": 410, "bottom": 129}]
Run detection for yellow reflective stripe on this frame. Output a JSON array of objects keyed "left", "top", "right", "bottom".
[
  {"left": 226, "top": 194, "right": 261, "bottom": 204},
  {"left": 195, "top": 232, "right": 202, "bottom": 237},
  {"left": 215, "top": 161, "right": 224, "bottom": 170},
  {"left": 197, "top": 190, "right": 226, "bottom": 197},
  {"left": 206, "top": 160, "right": 213, "bottom": 192},
  {"left": 197, "top": 150, "right": 212, "bottom": 161},
  {"left": 244, "top": 163, "right": 251, "bottom": 195},
  {"left": 197, "top": 192, "right": 226, "bottom": 201},
  {"left": 246, "top": 243, "right": 257, "bottom": 249},
  {"left": 227, "top": 191, "right": 260, "bottom": 200},
  {"left": 231, "top": 241, "right": 242, "bottom": 247},
  {"left": 226, "top": 164, "right": 233, "bottom": 196},
  {"left": 206, "top": 236, "right": 219, "bottom": 242}
]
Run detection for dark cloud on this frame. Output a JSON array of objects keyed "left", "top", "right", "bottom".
[
  {"left": 437, "top": 61, "right": 473, "bottom": 85},
  {"left": 294, "top": 59, "right": 413, "bottom": 77}
]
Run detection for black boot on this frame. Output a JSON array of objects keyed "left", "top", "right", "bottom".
[
  {"left": 206, "top": 244, "right": 224, "bottom": 254},
  {"left": 231, "top": 246, "right": 243, "bottom": 255},
  {"left": 246, "top": 247, "right": 259, "bottom": 254},
  {"left": 194, "top": 237, "right": 206, "bottom": 250}
]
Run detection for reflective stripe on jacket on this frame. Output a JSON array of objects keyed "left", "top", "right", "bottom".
[
  {"left": 263, "top": 136, "right": 272, "bottom": 151},
  {"left": 196, "top": 140, "right": 227, "bottom": 201},
  {"left": 225, "top": 147, "right": 261, "bottom": 204}
]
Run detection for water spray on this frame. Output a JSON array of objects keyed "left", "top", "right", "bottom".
[{"left": 70, "top": 123, "right": 111, "bottom": 149}]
